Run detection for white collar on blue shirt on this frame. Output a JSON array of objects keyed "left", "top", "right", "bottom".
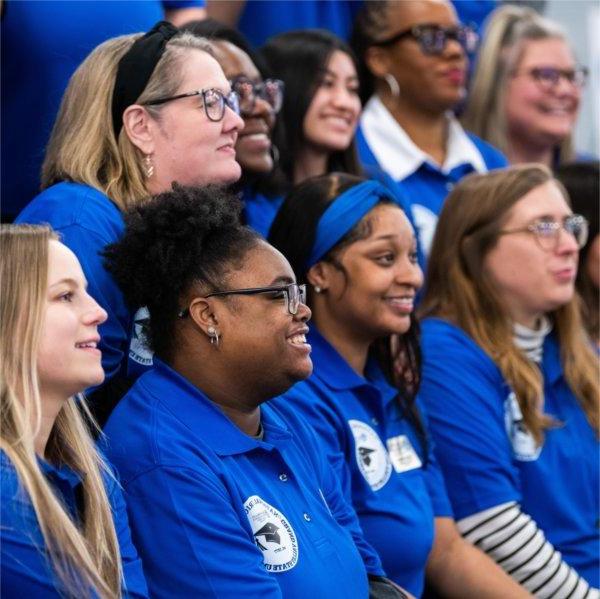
[{"left": 360, "top": 95, "right": 487, "bottom": 181}]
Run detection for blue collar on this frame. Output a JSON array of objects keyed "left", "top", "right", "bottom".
[
  {"left": 144, "top": 359, "right": 294, "bottom": 456},
  {"left": 307, "top": 328, "right": 398, "bottom": 406}
]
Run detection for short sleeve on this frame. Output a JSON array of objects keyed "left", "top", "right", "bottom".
[{"left": 419, "top": 319, "right": 522, "bottom": 519}]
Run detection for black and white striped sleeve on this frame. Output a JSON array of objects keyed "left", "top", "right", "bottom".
[{"left": 457, "top": 502, "right": 599, "bottom": 598}]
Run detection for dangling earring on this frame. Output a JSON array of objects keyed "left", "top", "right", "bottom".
[
  {"left": 314, "top": 285, "right": 322, "bottom": 294},
  {"left": 384, "top": 73, "right": 400, "bottom": 99},
  {"left": 269, "top": 144, "right": 280, "bottom": 167},
  {"left": 207, "top": 326, "right": 220, "bottom": 348},
  {"left": 143, "top": 154, "right": 155, "bottom": 178}
]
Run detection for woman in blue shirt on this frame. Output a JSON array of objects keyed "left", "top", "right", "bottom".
[
  {"left": 268, "top": 173, "right": 528, "bottom": 598},
  {"left": 0, "top": 224, "right": 147, "bottom": 598},
  {"left": 101, "top": 184, "right": 404, "bottom": 598},
  {"left": 419, "top": 165, "right": 599, "bottom": 596}
]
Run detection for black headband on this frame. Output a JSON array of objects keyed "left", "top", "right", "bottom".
[{"left": 112, "top": 20, "right": 180, "bottom": 139}]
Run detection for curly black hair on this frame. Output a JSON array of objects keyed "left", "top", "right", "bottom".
[{"left": 104, "top": 184, "right": 261, "bottom": 360}]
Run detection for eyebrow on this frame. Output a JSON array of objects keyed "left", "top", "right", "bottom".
[
  {"left": 319, "top": 67, "right": 359, "bottom": 82},
  {"left": 49, "top": 277, "right": 88, "bottom": 289},
  {"left": 269, "top": 275, "right": 295, "bottom": 286}
]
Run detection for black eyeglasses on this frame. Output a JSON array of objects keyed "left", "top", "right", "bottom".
[
  {"left": 143, "top": 88, "right": 240, "bottom": 122},
  {"left": 513, "top": 66, "right": 589, "bottom": 92},
  {"left": 178, "top": 283, "right": 306, "bottom": 318},
  {"left": 374, "top": 23, "right": 478, "bottom": 55},
  {"left": 230, "top": 77, "right": 284, "bottom": 116},
  {"left": 499, "top": 214, "right": 588, "bottom": 251}
]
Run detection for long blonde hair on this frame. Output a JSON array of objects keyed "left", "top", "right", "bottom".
[
  {"left": 0, "top": 224, "right": 122, "bottom": 598},
  {"left": 420, "top": 165, "right": 598, "bottom": 444},
  {"left": 462, "top": 6, "right": 575, "bottom": 164},
  {"left": 41, "top": 31, "right": 213, "bottom": 211}
]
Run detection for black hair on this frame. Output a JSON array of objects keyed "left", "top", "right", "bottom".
[
  {"left": 261, "top": 29, "right": 362, "bottom": 188},
  {"left": 180, "top": 18, "right": 286, "bottom": 199},
  {"left": 104, "top": 184, "right": 261, "bottom": 361},
  {"left": 268, "top": 172, "right": 427, "bottom": 459},
  {"left": 351, "top": 1, "right": 390, "bottom": 104},
  {"left": 555, "top": 161, "right": 600, "bottom": 341}
]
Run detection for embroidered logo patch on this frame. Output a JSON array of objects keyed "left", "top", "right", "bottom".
[
  {"left": 128, "top": 307, "right": 154, "bottom": 366},
  {"left": 504, "top": 392, "right": 542, "bottom": 461},
  {"left": 386, "top": 435, "right": 422, "bottom": 473},
  {"left": 244, "top": 495, "right": 299, "bottom": 572},
  {"left": 349, "top": 419, "right": 392, "bottom": 490}
]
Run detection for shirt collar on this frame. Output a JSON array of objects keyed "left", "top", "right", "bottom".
[
  {"left": 307, "top": 328, "right": 398, "bottom": 405},
  {"left": 360, "top": 95, "right": 487, "bottom": 180},
  {"left": 146, "top": 359, "right": 293, "bottom": 457}
]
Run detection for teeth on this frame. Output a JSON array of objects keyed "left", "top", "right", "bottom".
[
  {"left": 76, "top": 342, "right": 97, "bottom": 349},
  {"left": 288, "top": 334, "right": 306, "bottom": 345}
]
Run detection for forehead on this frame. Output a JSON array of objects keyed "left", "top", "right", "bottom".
[
  {"left": 324, "top": 49, "right": 357, "bottom": 78},
  {"left": 518, "top": 38, "right": 575, "bottom": 68},
  {"left": 505, "top": 181, "right": 571, "bottom": 225},
  {"left": 386, "top": 0, "right": 457, "bottom": 30},
  {"left": 226, "top": 241, "right": 295, "bottom": 287},
  {"left": 47, "top": 240, "right": 85, "bottom": 284},
  {"left": 177, "top": 48, "right": 230, "bottom": 91},
  {"left": 213, "top": 40, "right": 260, "bottom": 81},
  {"left": 360, "top": 204, "right": 415, "bottom": 241}
]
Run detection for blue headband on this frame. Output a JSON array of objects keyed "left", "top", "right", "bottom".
[{"left": 306, "top": 180, "right": 393, "bottom": 268}]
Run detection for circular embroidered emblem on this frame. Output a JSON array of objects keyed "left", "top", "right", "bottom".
[
  {"left": 243, "top": 495, "right": 299, "bottom": 572},
  {"left": 128, "top": 307, "right": 154, "bottom": 366},
  {"left": 348, "top": 419, "right": 392, "bottom": 490},
  {"left": 504, "top": 392, "right": 542, "bottom": 461}
]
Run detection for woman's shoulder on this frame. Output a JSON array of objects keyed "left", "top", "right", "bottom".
[{"left": 464, "top": 131, "right": 509, "bottom": 169}]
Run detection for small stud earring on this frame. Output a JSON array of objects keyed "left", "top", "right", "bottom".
[
  {"left": 143, "top": 154, "right": 155, "bottom": 178},
  {"left": 314, "top": 285, "right": 322, "bottom": 294},
  {"left": 207, "top": 326, "right": 220, "bottom": 348}
]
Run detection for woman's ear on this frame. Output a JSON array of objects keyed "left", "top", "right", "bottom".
[
  {"left": 122, "top": 104, "right": 156, "bottom": 155},
  {"left": 365, "top": 45, "right": 391, "bottom": 80},
  {"left": 307, "top": 261, "right": 335, "bottom": 292},
  {"left": 188, "top": 297, "right": 219, "bottom": 338}
]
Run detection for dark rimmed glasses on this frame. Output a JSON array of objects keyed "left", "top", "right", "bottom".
[
  {"left": 499, "top": 214, "right": 588, "bottom": 251},
  {"left": 178, "top": 283, "right": 306, "bottom": 318},
  {"left": 230, "top": 77, "right": 284, "bottom": 116},
  {"left": 374, "top": 23, "right": 479, "bottom": 55},
  {"left": 513, "top": 66, "right": 589, "bottom": 92},
  {"left": 143, "top": 88, "right": 240, "bottom": 122}
]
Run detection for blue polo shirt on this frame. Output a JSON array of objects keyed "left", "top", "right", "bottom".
[
  {"left": 15, "top": 182, "right": 134, "bottom": 386},
  {"left": 0, "top": 450, "right": 148, "bottom": 598},
  {"left": 103, "top": 359, "right": 382, "bottom": 598},
  {"left": 276, "top": 328, "right": 453, "bottom": 597},
  {"left": 420, "top": 318, "right": 600, "bottom": 588},
  {"left": 357, "top": 96, "right": 508, "bottom": 260},
  {"left": 242, "top": 186, "right": 284, "bottom": 237}
]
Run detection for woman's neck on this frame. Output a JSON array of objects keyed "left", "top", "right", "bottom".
[
  {"left": 293, "top": 146, "right": 329, "bottom": 185},
  {"left": 505, "top": 137, "right": 554, "bottom": 167},
  {"left": 379, "top": 91, "right": 449, "bottom": 166},
  {"left": 34, "top": 391, "right": 67, "bottom": 458}
]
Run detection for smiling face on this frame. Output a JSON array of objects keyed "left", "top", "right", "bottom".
[
  {"left": 37, "top": 241, "right": 108, "bottom": 401},
  {"left": 302, "top": 50, "right": 361, "bottom": 153},
  {"left": 213, "top": 41, "right": 276, "bottom": 175},
  {"left": 381, "top": 0, "right": 467, "bottom": 112},
  {"left": 148, "top": 49, "right": 245, "bottom": 190},
  {"left": 484, "top": 181, "right": 579, "bottom": 327},
  {"left": 311, "top": 204, "right": 423, "bottom": 342},
  {"left": 505, "top": 38, "right": 581, "bottom": 152},
  {"left": 213, "top": 241, "right": 313, "bottom": 397}
]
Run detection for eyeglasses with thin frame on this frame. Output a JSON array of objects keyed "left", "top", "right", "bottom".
[
  {"left": 143, "top": 88, "right": 240, "bottom": 122},
  {"left": 499, "top": 214, "right": 588, "bottom": 252},
  {"left": 178, "top": 283, "right": 307, "bottom": 318},
  {"left": 230, "top": 77, "right": 284, "bottom": 116},
  {"left": 374, "top": 23, "right": 479, "bottom": 55},
  {"left": 512, "top": 66, "right": 589, "bottom": 92}
]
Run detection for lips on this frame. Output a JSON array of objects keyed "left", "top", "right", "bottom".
[
  {"left": 384, "top": 295, "right": 415, "bottom": 314},
  {"left": 286, "top": 326, "right": 311, "bottom": 349},
  {"left": 440, "top": 67, "right": 466, "bottom": 85}
]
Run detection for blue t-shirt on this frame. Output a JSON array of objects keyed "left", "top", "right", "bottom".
[
  {"left": 0, "top": 450, "right": 148, "bottom": 598},
  {"left": 420, "top": 318, "right": 600, "bottom": 588},
  {"left": 103, "top": 359, "right": 383, "bottom": 598},
  {"left": 276, "top": 328, "right": 453, "bottom": 597},
  {"left": 242, "top": 186, "right": 284, "bottom": 237},
  {"left": 15, "top": 182, "right": 132, "bottom": 384},
  {"left": 238, "top": 0, "right": 362, "bottom": 47},
  {"left": 1, "top": 0, "right": 204, "bottom": 221}
]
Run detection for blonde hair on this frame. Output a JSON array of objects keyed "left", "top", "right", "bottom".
[
  {"left": 0, "top": 224, "right": 122, "bottom": 598},
  {"left": 420, "top": 165, "right": 599, "bottom": 444},
  {"left": 42, "top": 31, "right": 213, "bottom": 211},
  {"left": 462, "top": 6, "right": 575, "bottom": 164}
]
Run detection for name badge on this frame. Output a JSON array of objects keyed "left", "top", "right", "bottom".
[{"left": 386, "top": 435, "right": 422, "bottom": 473}]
